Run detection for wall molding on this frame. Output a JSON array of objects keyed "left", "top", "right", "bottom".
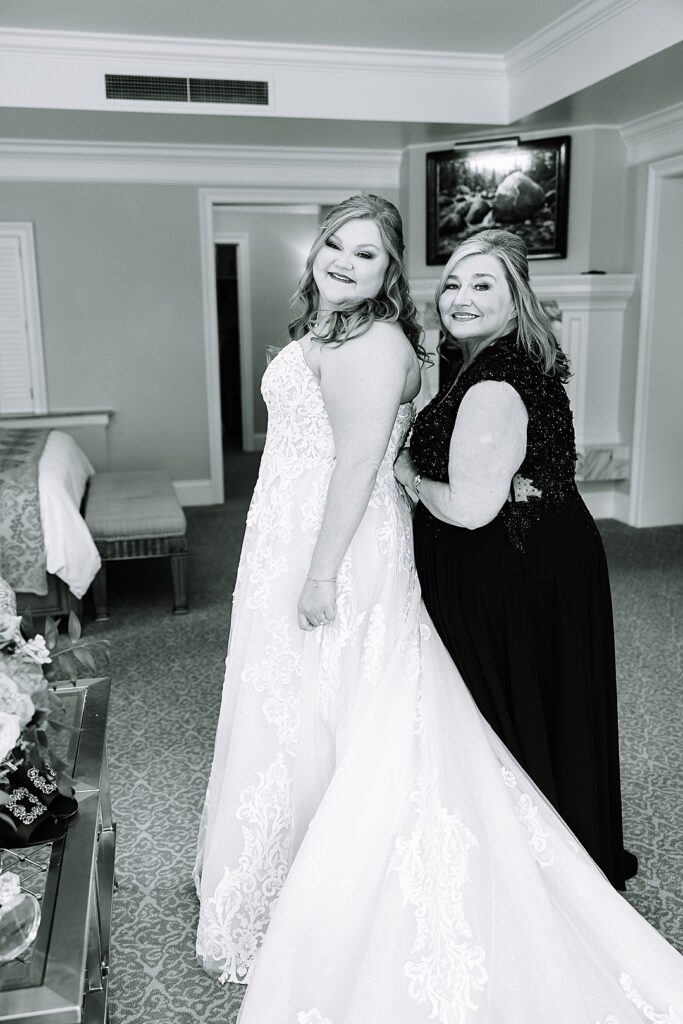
[
  {"left": 621, "top": 101, "right": 683, "bottom": 166},
  {"left": 506, "top": 0, "right": 683, "bottom": 123},
  {"left": 0, "top": 411, "right": 111, "bottom": 428},
  {"left": 0, "top": 27, "right": 507, "bottom": 125},
  {"left": 0, "top": 139, "right": 402, "bottom": 190},
  {"left": 506, "top": 0, "right": 641, "bottom": 77},
  {"left": 531, "top": 274, "right": 638, "bottom": 309},
  {"left": 410, "top": 274, "right": 637, "bottom": 309},
  {"left": 0, "top": 27, "right": 505, "bottom": 78},
  {"left": 1, "top": 18, "right": 681, "bottom": 129}
]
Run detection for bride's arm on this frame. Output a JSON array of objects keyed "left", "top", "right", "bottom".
[
  {"left": 398, "top": 381, "right": 527, "bottom": 530},
  {"left": 297, "top": 324, "right": 408, "bottom": 630}
]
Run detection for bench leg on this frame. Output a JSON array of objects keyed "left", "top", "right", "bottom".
[
  {"left": 92, "top": 566, "right": 110, "bottom": 622},
  {"left": 171, "top": 553, "right": 189, "bottom": 614}
]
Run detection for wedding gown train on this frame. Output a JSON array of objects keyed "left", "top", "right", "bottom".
[{"left": 194, "top": 339, "right": 683, "bottom": 1024}]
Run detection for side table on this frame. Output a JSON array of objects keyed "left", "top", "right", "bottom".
[{"left": 0, "top": 677, "right": 115, "bottom": 1023}]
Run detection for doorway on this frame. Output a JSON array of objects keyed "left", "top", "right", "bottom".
[{"left": 215, "top": 243, "right": 242, "bottom": 451}]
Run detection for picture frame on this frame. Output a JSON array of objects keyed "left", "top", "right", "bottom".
[{"left": 426, "top": 136, "right": 571, "bottom": 264}]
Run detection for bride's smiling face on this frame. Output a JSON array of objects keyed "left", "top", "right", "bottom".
[{"left": 313, "top": 218, "right": 390, "bottom": 309}]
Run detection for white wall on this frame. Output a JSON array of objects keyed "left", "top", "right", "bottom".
[
  {"left": 0, "top": 182, "right": 210, "bottom": 481},
  {"left": 630, "top": 171, "right": 683, "bottom": 526}
]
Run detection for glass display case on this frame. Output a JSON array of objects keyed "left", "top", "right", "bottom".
[{"left": 0, "top": 677, "right": 115, "bottom": 1023}]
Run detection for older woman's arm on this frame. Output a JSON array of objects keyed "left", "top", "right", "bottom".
[{"left": 414, "top": 381, "right": 528, "bottom": 529}]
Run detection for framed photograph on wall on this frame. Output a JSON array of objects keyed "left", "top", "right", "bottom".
[{"left": 426, "top": 135, "right": 570, "bottom": 264}]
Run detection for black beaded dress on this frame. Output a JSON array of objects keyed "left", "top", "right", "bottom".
[{"left": 410, "top": 331, "right": 635, "bottom": 889}]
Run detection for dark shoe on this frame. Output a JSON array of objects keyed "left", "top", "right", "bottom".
[
  {"left": 623, "top": 849, "right": 639, "bottom": 881},
  {"left": 0, "top": 788, "right": 67, "bottom": 847},
  {"left": 12, "top": 761, "right": 78, "bottom": 821}
]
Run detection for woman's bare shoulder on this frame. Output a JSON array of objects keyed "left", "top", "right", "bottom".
[{"left": 337, "top": 320, "right": 416, "bottom": 366}]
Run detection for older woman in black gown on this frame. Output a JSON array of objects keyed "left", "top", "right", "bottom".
[{"left": 395, "top": 229, "right": 636, "bottom": 888}]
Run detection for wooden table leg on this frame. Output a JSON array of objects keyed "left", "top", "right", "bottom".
[
  {"left": 171, "top": 552, "right": 189, "bottom": 614},
  {"left": 92, "top": 566, "right": 110, "bottom": 621}
]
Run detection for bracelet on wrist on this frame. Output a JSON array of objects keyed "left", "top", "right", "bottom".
[
  {"left": 413, "top": 472, "right": 422, "bottom": 493},
  {"left": 306, "top": 574, "right": 337, "bottom": 589}
]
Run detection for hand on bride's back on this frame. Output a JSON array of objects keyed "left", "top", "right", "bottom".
[{"left": 297, "top": 579, "right": 337, "bottom": 631}]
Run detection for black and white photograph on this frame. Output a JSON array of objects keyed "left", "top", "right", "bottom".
[
  {"left": 426, "top": 136, "right": 570, "bottom": 263},
  {"left": 0, "top": 2, "right": 681, "bottom": 1023}
]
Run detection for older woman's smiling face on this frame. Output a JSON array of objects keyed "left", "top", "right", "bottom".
[
  {"left": 313, "top": 218, "right": 389, "bottom": 310},
  {"left": 438, "top": 252, "right": 516, "bottom": 345}
]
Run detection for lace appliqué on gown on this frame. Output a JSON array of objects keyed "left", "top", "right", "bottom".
[
  {"left": 502, "top": 766, "right": 554, "bottom": 867},
  {"left": 360, "top": 604, "right": 386, "bottom": 687},
  {"left": 620, "top": 974, "right": 683, "bottom": 1024},
  {"left": 390, "top": 754, "right": 488, "bottom": 1024},
  {"left": 241, "top": 616, "right": 303, "bottom": 756},
  {"left": 297, "top": 1011, "right": 333, "bottom": 1024},
  {"left": 197, "top": 757, "right": 293, "bottom": 984}
]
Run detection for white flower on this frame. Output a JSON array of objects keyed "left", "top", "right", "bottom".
[
  {"left": 18, "top": 636, "right": 51, "bottom": 666},
  {"left": 0, "top": 673, "right": 35, "bottom": 726},
  {"left": 0, "top": 711, "right": 21, "bottom": 760},
  {"left": 0, "top": 613, "right": 22, "bottom": 647},
  {"left": 297, "top": 1013, "right": 333, "bottom": 1024},
  {"left": 0, "top": 871, "right": 20, "bottom": 906}
]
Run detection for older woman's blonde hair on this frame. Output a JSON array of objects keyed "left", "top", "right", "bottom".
[
  {"left": 289, "top": 194, "right": 426, "bottom": 361},
  {"left": 436, "top": 229, "right": 570, "bottom": 381}
]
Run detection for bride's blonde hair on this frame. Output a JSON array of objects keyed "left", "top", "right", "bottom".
[{"left": 289, "top": 194, "right": 426, "bottom": 361}]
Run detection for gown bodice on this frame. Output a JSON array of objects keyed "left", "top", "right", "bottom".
[{"left": 260, "top": 339, "right": 414, "bottom": 493}]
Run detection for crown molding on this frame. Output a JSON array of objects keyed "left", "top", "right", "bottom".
[
  {"left": 0, "top": 139, "right": 402, "bottom": 189},
  {"left": 621, "top": 102, "right": 683, "bottom": 165},
  {"left": 506, "top": 0, "right": 683, "bottom": 123},
  {"left": 0, "top": 27, "right": 507, "bottom": 124},
  {"left": 0, "top": 27, "right": 505, "bottom": 79},
  {"left": 505, "top": 0, "right": 641, "bottom": 77}
]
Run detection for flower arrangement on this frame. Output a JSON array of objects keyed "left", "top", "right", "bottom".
[{"left": 0, "top": 577, "right": 109, "bottom": 847}]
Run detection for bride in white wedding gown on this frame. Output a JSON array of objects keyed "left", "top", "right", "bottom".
[{"left": 193, "top": 195, "right": 683, "bottom": 1024}]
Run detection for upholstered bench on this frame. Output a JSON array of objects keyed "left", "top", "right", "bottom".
[{"left": 85, "top": 470, "right": 188, "bottom": 619}]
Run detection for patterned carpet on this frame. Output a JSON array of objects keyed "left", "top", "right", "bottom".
[{"left": 92, "top": 463, "right": 682, "bottom": 1024}]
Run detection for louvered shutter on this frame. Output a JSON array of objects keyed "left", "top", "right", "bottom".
[{"left": 0, "top": 225, "right": 46, "bottom": 414}]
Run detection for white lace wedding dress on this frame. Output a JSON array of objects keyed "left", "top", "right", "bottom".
[{"left": 193, "top": 339, "right": 683, "bottom": 1024}]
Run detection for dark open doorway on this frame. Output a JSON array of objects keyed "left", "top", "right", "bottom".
[{"left": 215, "top": 243, "right": 242, "bottom": 451}]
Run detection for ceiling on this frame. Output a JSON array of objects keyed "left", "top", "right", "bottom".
[
  {"left": 0, "top": 0, "right": 583, "bottom": 55},
  {"left": 0, "top": 1, "right": 681, "bottom": 150}
]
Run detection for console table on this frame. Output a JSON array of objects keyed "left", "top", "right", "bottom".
[{"left": 0, "top": 677, "right": 115, "bottom": 1023}]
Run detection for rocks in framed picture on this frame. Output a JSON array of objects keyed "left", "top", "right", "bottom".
[{"left": 426, "top": 136, "right": 571, "bottom": 264}]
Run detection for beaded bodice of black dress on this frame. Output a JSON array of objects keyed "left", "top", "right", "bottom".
[{"left": 410, "top": 331, "right": 582, "bottom": 549}]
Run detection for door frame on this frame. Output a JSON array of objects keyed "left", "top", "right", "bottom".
[
  {"left": 629, "top": 153, "right": 683, "bottom": 526},
  {"left": 199, "top": 187, "right": 351, "bottom": 504}
]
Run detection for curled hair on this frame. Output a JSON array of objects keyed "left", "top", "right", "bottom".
[
  {"left": 436, "top": 229, "right": 570, "bottom": 381},
  {"left": 289, "top": 194, "right": 427, "bottom": 362}
]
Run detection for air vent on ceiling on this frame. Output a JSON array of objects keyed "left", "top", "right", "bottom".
[{"left": 105, "top": 74, "right": 269, "bottom": 106}]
